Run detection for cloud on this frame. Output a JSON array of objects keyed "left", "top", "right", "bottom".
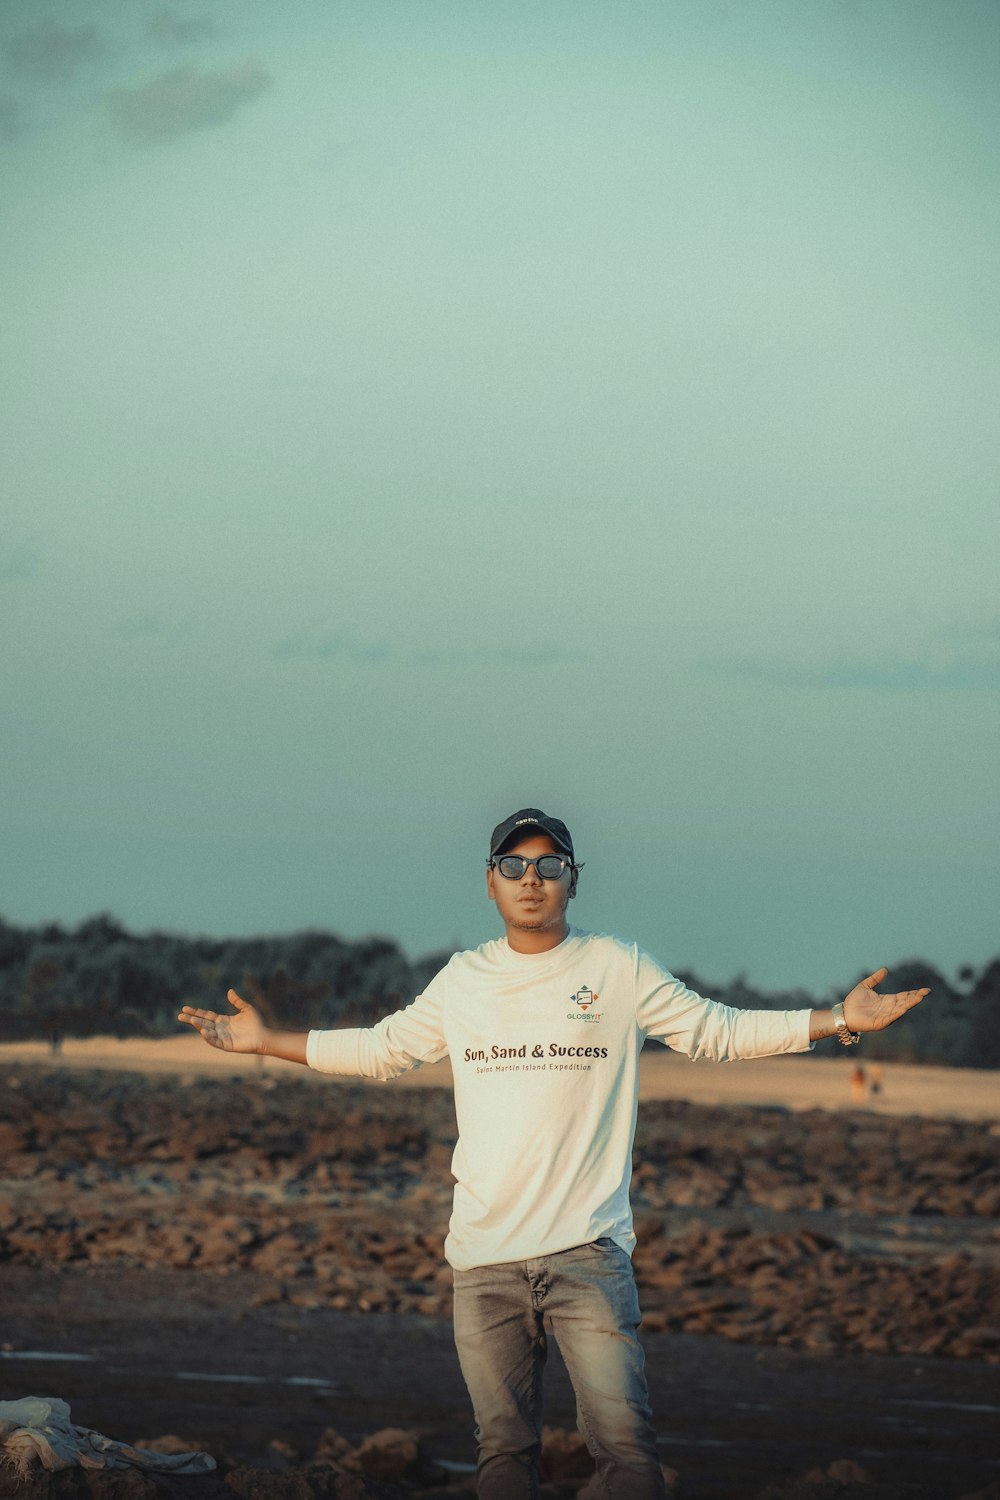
[
  {"left": 0, "top": 542, "right": 40, "bottom": 580},
  {"left": 701, "top": 652, "right": 1000, "bottom": 693},
  {"left": 106, "top": 59, "right": 270, "bottom": 144},
  {"left": 491, "top": 646, "right": 589, "bottom": 667},
  {"left": 145, "top": 10, "right": 217, "bottom": 47},
  {"left": 410, "top": 646, "right": 589, "bottom": 668},
  {"left": 274, "top": 628, "right": 588, "bottom": 669},
  {"left": 2, "top": 20, "right": 103, "bottom": 83},
  {"left": 275, "top": 629, "right": 390, "bottom": 665},
  {"left": 111, "top": 613, "right": 194, "bottom": 641}
]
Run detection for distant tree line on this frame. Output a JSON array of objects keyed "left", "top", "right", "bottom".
[
  {"left": 0, "top": 913, "right": 997, "bottom": 1068},
  {"left": 0, "top": 913, "right": 452, "bottom": 1050}
]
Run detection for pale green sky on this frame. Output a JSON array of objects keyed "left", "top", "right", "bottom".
[{"left": 2, "top": 0, "right": 998, "bottom": 989}]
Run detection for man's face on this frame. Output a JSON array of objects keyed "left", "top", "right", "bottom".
[{"left": 486, "top": 832, "right": 577, "bottom": 938}]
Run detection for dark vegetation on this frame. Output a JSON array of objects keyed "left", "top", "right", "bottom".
[
  {"left": 0, "top": 913, "right": 451, "bottom": 1048},
  {"left": 0, "top": 912, "right": 997, "bottom": 1066}
]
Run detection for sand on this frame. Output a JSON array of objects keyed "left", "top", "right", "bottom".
[{"left": 2, "top": 1034, "right": 996, "bottom": 1121}]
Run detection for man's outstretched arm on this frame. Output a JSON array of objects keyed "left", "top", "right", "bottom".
[
  {"left": 809, "top": 967, "right": 929, "bottom": 1042},
  {"left": 180, "top": 984, "right": 449, "bottom": 1077},
  {"left": 178, "top": 991, "right": 309, "bottom": 1064},
  {"left": 636, "top": 952, "right": 930, "bottom": 1060}
]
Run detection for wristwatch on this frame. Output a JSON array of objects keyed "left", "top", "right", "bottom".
[{"left": 831, "top": 1002, "right": 861, "bottom": 1047}]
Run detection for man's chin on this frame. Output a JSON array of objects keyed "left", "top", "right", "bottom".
[{"left": 508, "top": 911, "right": 559, "bottom": 931}]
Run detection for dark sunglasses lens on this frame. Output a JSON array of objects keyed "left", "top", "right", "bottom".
[
  {"left": 498, "top": 856, "right": 527, "bottom": 878},
  {"left": 536, "top": 856, "right": 566, "bottom": 879}
]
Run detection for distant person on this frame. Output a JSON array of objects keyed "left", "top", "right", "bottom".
[
  {"left": 869, "top": 1063, "right": 884, "bottom": 1098},
  {"left": 851, "top": 1062, "right": 867, "bottom": 1104},
  {"left": 180, "top": 807, "right": 929, "bottom": 1500}
]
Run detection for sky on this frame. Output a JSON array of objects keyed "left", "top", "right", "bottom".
[{"left": 2, "top": 0, "right": 998, "bottom": 994}]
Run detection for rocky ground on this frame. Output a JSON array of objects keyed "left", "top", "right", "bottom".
[
  {"left": 2, "top": 1066, "right": 998, "bottom": 1363},
  {"left": 1, "top": 1064, "right": 999, "bottom": 1498}
]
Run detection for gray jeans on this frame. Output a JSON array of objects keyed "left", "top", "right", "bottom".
[{"left": 452, "top": 1239, "right": 667, "bottom": 1500}]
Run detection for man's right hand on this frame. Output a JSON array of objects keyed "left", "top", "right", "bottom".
[{"left": 178, "top": 990, "right": 267, "bottom": 1053}]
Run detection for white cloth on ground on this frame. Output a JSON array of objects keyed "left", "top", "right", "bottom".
[{"left": 0, "top": 1397, "right": 216, "bottom": 1478}]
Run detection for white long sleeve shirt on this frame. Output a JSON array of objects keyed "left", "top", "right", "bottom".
[{"left": 307, "top": 928, "right": 813, "bottom": 1270}]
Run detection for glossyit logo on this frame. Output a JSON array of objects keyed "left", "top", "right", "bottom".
[{"left": 567, "top": 985, "right": 603, "bottom": 1022}]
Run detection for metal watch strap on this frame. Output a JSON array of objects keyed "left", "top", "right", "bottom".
[{"left": 831, "top": 1001, "right": 861, "bottom": 1046}]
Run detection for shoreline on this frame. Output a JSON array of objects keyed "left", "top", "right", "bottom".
[{"left": 2, "top": 1035, "right": 997, "bottom": 1120}]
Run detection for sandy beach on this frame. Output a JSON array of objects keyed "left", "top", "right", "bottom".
[{"left": 2, "top": 1034, "right": 996, "bottom": 1121}]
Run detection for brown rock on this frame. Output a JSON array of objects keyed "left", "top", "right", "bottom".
[
  {"left": 314, "top": 1433, "right": 352, "bottom": 1464},
  {"left": 971, "top": 1185, "right": 1000, "bottom": 1217},
  {"left": 824, "top": 1459, "right": 871, "bottom": 1485},
  {"left": 226, "top": 1470, "right": 314, "bottom": 1500},
  {"left": 227, "top": 1467, "right": 391, "bottom": 1500},
  {"left": 151, "top": 1226, "right": 199, "bottom": 1268},
  {"left": 249, "top": 1280, "right": 287, "bottom": 1307},
  {"left": 265, "top": 1441, "right": 301, "bottom": 1472},
  {"left": 346, "top": 1429, "right": 420, "bottom": 1484},
  {"left": 667, "top": 1168, "right": 731, "bottom": 1207},
  {"left": 133, "top": 1437, "right": 214, "bottom": 1456},
  {"left": 82, "top": 1472, "right": 163, "bottom": 1500},
  {"left": 252, "top": 1233, "right": 307, "bottom": 1276},
  {"left": 0, "top": 1469, "right": 88, "bottom": 1500}
]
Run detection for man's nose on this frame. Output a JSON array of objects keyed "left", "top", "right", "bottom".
[{"left": 521, "top": 862, "right": 542, "bottom": 884}]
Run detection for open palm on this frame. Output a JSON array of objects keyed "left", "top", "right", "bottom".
[
  {"left": 842, "top": 967, "right": 929, "bottom": 1034},
  {"left": 178, "top": 990, "right": 266, "bottom": 1053}
]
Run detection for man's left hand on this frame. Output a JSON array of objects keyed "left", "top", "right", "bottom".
[{"left": 843, "top": 968, "right": 930, "bottom": 1033}]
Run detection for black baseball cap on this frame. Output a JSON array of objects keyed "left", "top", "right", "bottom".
[{"left": 489, "top": 807, "right": 575, "bottom": 861}]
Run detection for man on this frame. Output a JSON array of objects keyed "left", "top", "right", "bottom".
[{"left": 179, "top": 808, "right": 929, "bottom": 1500}]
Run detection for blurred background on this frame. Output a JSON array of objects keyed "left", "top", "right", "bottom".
[{"left": 2, "top": 0, "right": 998, "bottom": 992}]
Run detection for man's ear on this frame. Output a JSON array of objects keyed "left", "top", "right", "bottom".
[
  {"left": 569, "top": 870, "right": 579, "bottom": 899},
  {"left": 486, "top": 865, "right": 497, "bottom": 903}
]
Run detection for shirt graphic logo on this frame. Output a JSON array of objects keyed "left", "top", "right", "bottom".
[{"left": 571, "top": 986, "right": 599, "bottom": 1010}]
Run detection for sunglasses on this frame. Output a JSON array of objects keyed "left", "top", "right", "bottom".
[{"left": 487, "top": 854, "right": 583, "bottom": 880}]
